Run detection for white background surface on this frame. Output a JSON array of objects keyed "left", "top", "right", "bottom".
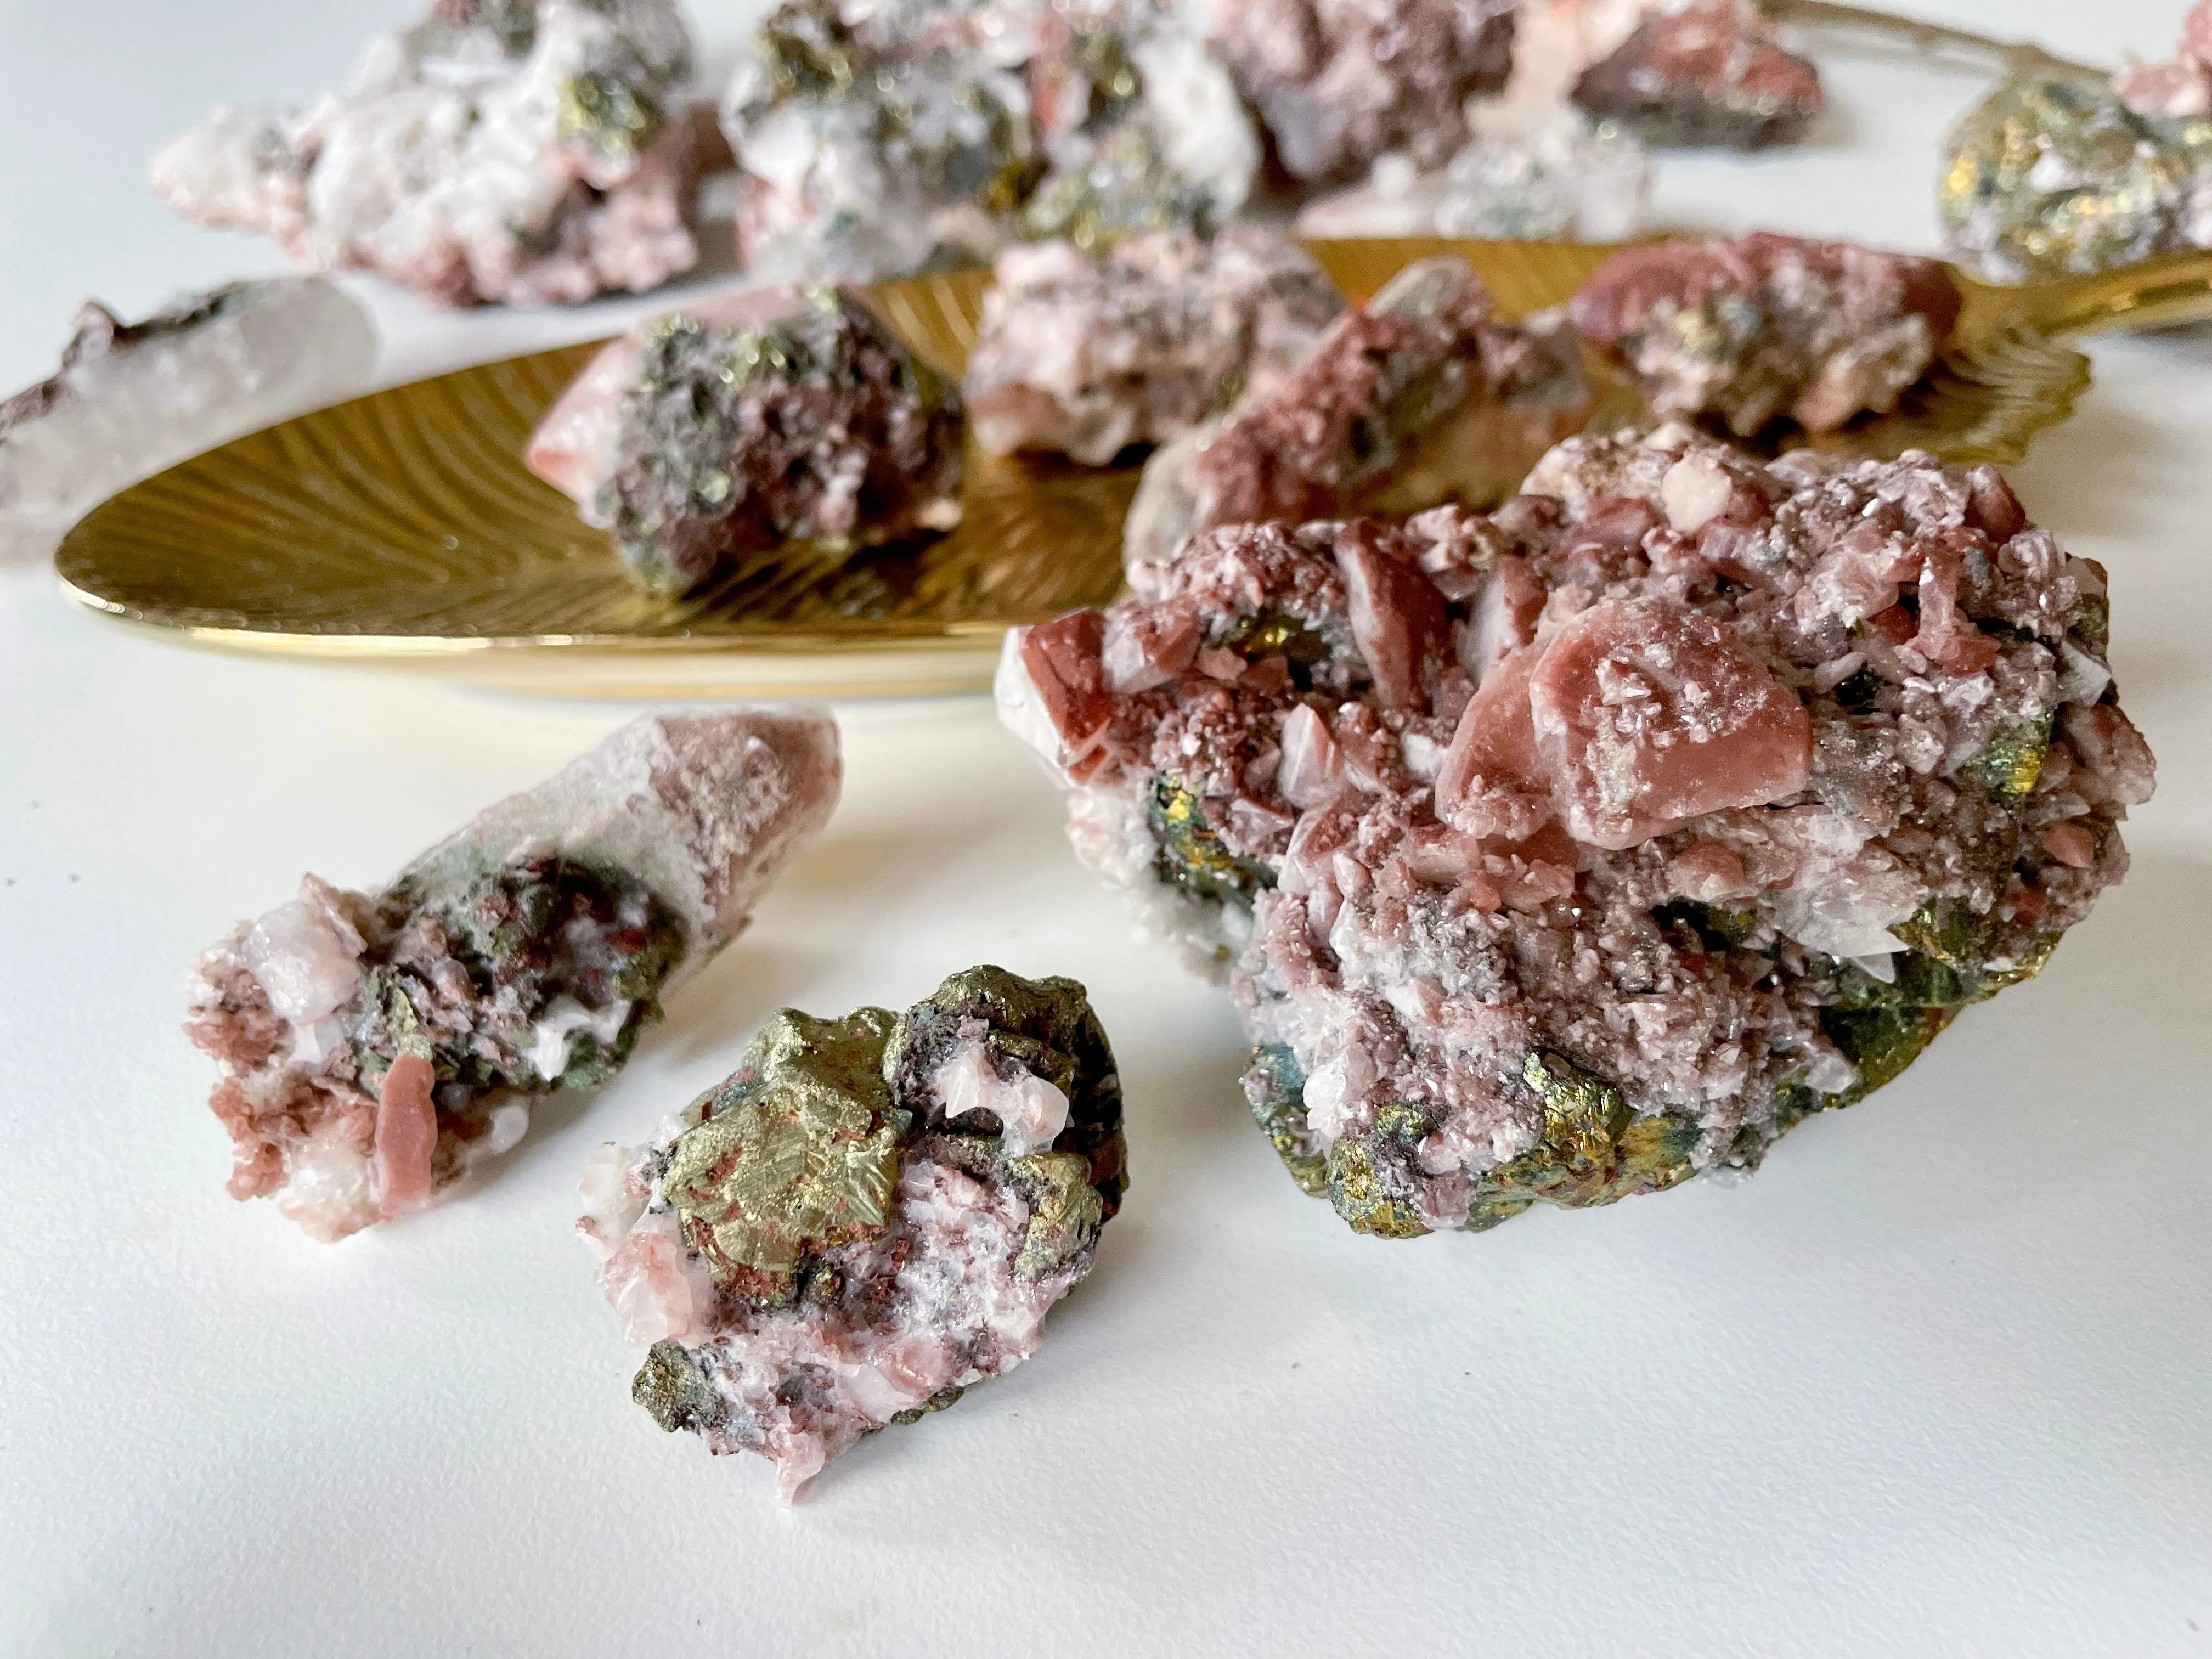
[{"left": 3, "top": 3, "right": 2210, "bottom": 1655}]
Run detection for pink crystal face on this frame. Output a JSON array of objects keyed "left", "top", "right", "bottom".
[{"left": 1002, "top": 427, "right": 2150, "bottom": 1235}]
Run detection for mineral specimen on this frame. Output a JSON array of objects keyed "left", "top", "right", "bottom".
[
  {"left": 1569, "top": 232, "right": 1962, "bottom": 437},
  {"left": 0, "top": 279, "right": 375, "bottom": 561},
  {"left": 963, "top": 228, "right": 1344, "bottom": 465},
  {"left": 527, "top": 285, "right": 964, "bottom": 597},
  {"left": 188, "top": 712, "right": 842, "bottom": 1242},
  {"left": 1209, "top": 0, "right": 1519, "bottom": 182},
  {"left": 1571, "top": 0, "right": 1825, "bottom": 150},
  {"left": 719, "top": 0, "right": 1256, "bottom": 282},
  {"left": 1941, "top": 70, "right": 2212, "bottom": 283},
  {"left": 1122, "top": 257, "right": 1592, "bottom": 582},
  {"left": 152, "top": 0, "right": 701, "bottom": 308},
  {"left": 1293, "top": 106, "right": 1650, "bottom": 242},
  {"left": 1001, "top": 426, "right": 2151, "bottom": 1236},
  {"left": 580, "top": 966, "right": 1126, "bottom": 1500},
  {"left": 2114, "top": 1, "right": 2212, "bottom": 119}
]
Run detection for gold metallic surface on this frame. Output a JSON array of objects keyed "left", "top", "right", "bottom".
[{"left": 59, "top": 230, "right": 2210, "bottom": 698}]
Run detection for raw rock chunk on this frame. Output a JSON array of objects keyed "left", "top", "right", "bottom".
[
  {"left": 1210, "top": 0, "right": 1519, "bottom": 182},
  {"left": 1001, "top": 426, "right": 2148, "bottom": 1236},
  {"left": 1571, "top": 0, "right": 1824, "bottom": 150},
  {"left": 0, "top": 280, "right": 375, "bottom": 561},
  {"left": 1570, "top": 233, "right": 1962, "bottom": 436},
  {"left": 153, "top": 0, "right": 702, "bottom": 308},
  {"left": 2113, "top": 1, "right": 2212, "bottom": 119},
  {"left": 720, "top": 0, "right": 1256, "bottom": 281},
  {"left": 1122, "top": 257, "right": 1591, "bottom": 581},
  {"left": 527, "top": 285, "right": 964, "bottom": 597},
  {"left": 187, "top": 712, "right": 842, "bottom": 1241},
  {"left": 963, "top": 228, "right": 1343, "bottom": 465},
  {"left": 580, "top": 966, "right": 1126, "bottom": 1501}
]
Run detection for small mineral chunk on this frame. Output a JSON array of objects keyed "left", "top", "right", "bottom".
[
  {"left": 582, "top": 966, "right": 1126, "bottom": 1501},
  {"left": 963, "top": 228, "right": 1344, "bottom": 465},
  {"left": 187, "top": 711, "right": 842, "bottom": 1241},
  {"left": 153, "top": 0, "right": 702, "bottom": 308},
  {"left": 0, "top": 280, "right": 375, "bottom": 560},
  {"left": 1123, "top": 257, "right": 1592, "bottom": 581},
  {"left": 1002, "top": 427, "right": 2149, "bottom": 1235},
  {"left": 1210, "top": 0, "right": 1519, "bottom": 182},
  {"left": 1570, "top": 232, "right": 1962, "bottom": 436},
  {"left": 2114, "top": 1, "right": 2212, "bottom": 119},
  {"left": 527, "top": 285, "right": 964, "bottom": 597},
  {"left": 1571, "top": 0, "right": 1825, "bottom": 150}
]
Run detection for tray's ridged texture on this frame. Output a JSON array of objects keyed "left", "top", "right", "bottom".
[{"left": 55, "top": 237, "right": 2113, "bottom": 695}]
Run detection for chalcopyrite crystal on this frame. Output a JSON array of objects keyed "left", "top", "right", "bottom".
[
  {"left": 1940, "top": 70, "right": 2212, "bottom": 284},
  {"left": 1570, "top": 233, "right": 1962, "bottom": 437},
  {"left": 580, "top": 966, "right": 1126, "bottom": 1500},
  {"left": 1001, "top": 427, "right": 2151, "bottom": 1237},
  {"left": 0, "top": 279, "right": 375, "bottom": 562},
  {"left": 1293, "top": 106, "right": 1650, "bottom": 242},
  {"left": 720, "top": 0, "right": 1256, "bottom": 282},
  {"left": 187, "top": 712, "right": 842, "bottom": 1242},
  {"left": 1122, "top": 257, "right": 1592, "bottom": 582},
  {"left": 963, "top": 228, "right": 1344, "bottom": 465},
  {"left": 527, "top": 286, "right": 964, "bottom": 597},
  {"left": 1571, "top": 0, "right": 1824, "bottom": 150},
  {"left": 152, "top": 0, "right": 701, "bottom": 307},
  {"left": 1210, "top": 0, "right": 1517, "bottom": 182}
]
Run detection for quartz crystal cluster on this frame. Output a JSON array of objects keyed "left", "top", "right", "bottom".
[
  {"left": 963, "top": 228, "right": 1344, "bottom": 465},
  {"left": 1570, "top": 233, "right": 1962, "bottom": 437},
  {"left": 1000, "top": 427, "right": 2151, "bottom": 1237},
  {"left": 719, "top": 0, "right": 1257, "bottom": 281},
  {"left": 152, "top": 0, "right": 702, "bottom": 307},
  {"left": 1942, "top": 70, "right": 2212, "bottom": 283},
  {"left": 1122, "top": 257, "right": 1591, "bottom": 580},
  {"left": 1568, "top": 0, "right": 1824, "bottom": 150},
  {"left": 0, "top": 280, "right": 375, "bottom": 561},
  {"left": 188, "top": 713, "right": 842, "bottom": 1241},
  {"left": 580, "top": 966, "right": 1126, "bottom": 1500},
  {"left": 527, "top": 286, "right": 964, "bottom": 597}
]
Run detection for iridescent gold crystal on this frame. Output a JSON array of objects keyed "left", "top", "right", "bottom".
[{"left": 1006, "top": 1150, "right": 1107, "bottom": 1276}]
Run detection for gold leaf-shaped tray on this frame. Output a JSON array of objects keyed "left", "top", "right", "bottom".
[{"left": 56, "top": 238, "right": 2212, "bottom": 698}]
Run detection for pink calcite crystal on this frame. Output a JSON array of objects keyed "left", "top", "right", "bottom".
[
  {"left": 2115, "top": 1, "right": 2212, "bottom": 117},
  {"left": 1001, "top": 426, "right": 2151, "bottom": 1236},
  {"left": 187, "top": 712, "right": 841, "bottom": 1241},
  {"left": 1571, "top": 0, "right": 1824, "bottom": 150}
]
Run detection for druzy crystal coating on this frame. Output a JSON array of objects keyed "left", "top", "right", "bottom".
[
  {"left": 580, "top": 966, "right": 1126, "bottom": 1500},
  {"left": 153, "top": 0, "right": 702, "bottom": 307},
  {"left": 1001, "top": 427, "right": 2150, "bottom": 1238},
  {"left": 1570, "top": 233, "right": 1962, "bottom": 436},
  {"left": 187, "top": 712, "right": 842, "bottom": 1240},
  {"left": 526, "top": 285, "right": 964, "bottom": 596},
  {"left": 963, "top": 228, "right": 1344, "bottom": 465}
]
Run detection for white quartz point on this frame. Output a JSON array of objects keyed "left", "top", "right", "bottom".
[{"left": 0, "top": 279, "right": 376, "bottom": 562}]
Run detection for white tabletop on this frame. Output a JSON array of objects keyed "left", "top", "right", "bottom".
[{"left": 3, "top": 4, "right": 2209, "bottom": 1655}]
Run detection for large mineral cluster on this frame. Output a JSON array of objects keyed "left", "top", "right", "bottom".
[
  {"left": 963, "top": 228, "right": 1344, "bottom": 465},
  {"left": 720, "top": 0, "right": 1257, "bottom": 281},
  {"left": 1122, "top": 257, "right": 1591, "bottom": 580},
  {"left": 580, "top": 966, "right": 1126, "bottom": 1500},
  {"left": 1570, "top": 233, "right": 1962, "bottom": 437},
  {"left": 1001, "top": 427, "right": 2151, "bottom": 1237},
  {"left": 153, "top": 0, "right": 703, "bottom": 307},
  {"left": 187, "top": 713, "right": 841, "bottom": 1240},
  {"left": 527, "top": 286, "right": 964, "bottom": 597}
]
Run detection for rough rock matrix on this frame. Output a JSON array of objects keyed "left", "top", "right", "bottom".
[
  {"left": 188, "top": 712, "right": 842, "bottom": 1241},
  {"left": 1123, "top": 257, "right": 1591, "bottom": 580},
  {"left": 1001, "top": 427, "right": 2150, "bottom": 1237},
  {"left": 1211, "top": 0, "right": 1519, "bottom": 182},
  {"left": 1942, "top": 70, "right": 2212, "bottom": 284},
  {"left": 1571, "top": 0, "right": 1824, "bottom": 150},
  {"left": 1570, "top": 233, "right": 1962, "bottom": 437},
  {"left": 153, "top": 0, "right": 702, "bottom": 308},
  {"left": 580, "top": 966, "right": 1126, "bottom": 1500},
  {"left": 720, "top": 0, "right": 1257, "bottom": 281},
  {"left": 0, "top": 280, "right": 376, "bottom": 561},
  {"left": 527, "top": 286, "right": 964, "bottom": 597},
  {"left": 2113, "top": 1, "right": 2212, "bottom": 120},
  {"left": 963, "top": 228, "right": 1344, "bottom": 465}
]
